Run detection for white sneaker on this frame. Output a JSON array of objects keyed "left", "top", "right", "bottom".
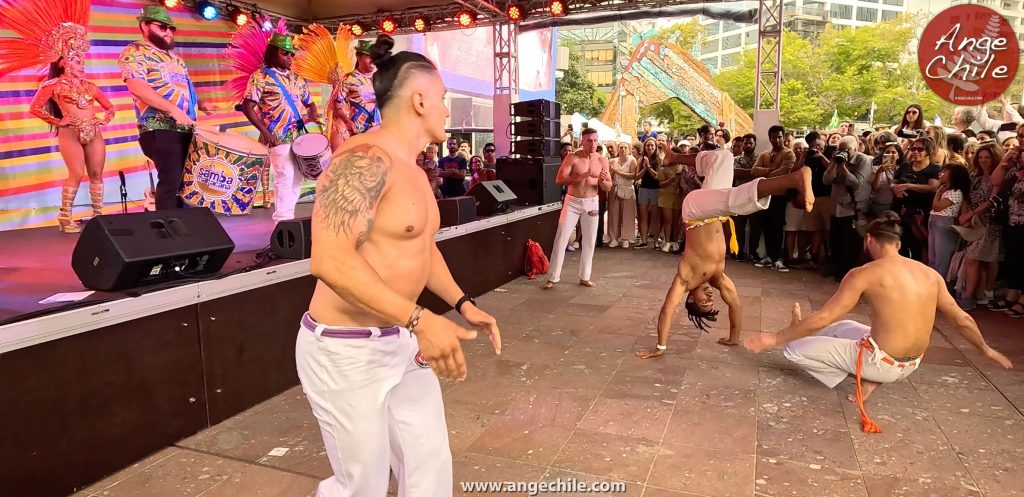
[
  {"left": 566, "top": 245, "right": 576, "bottom": 252},
  {"left": 621, "top": 240, "right": 630, "bottom": 248},
  {"left": 661, "top": 243, "right": 671, "bottom": 253},
  {"left": 977, "top": 290, "right": 994, "bottom": 305},
  {"left": 608, "top": 240, "right": 619, "bottom": 248},
  {"left": 772, "top": 260, "right": 790, "bottom": 272},
  {"left": 670, "top": 242, "right": 680, "bottom": 252}
]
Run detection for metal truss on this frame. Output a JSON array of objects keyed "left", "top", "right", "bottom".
[
  {"left": 305, "top": 0, "right": 707, "bottom": 35},
  {"left": 754, "top": 0, "right": 782, "bottom": 111},
  {"left": 493, "top": 22, "right": 519, "bottom": 95}
]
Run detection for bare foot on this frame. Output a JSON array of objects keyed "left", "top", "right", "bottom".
[
  {"left": 791, "top": 302, "right": 802, "bottom": 325},
  {"left": 716, "top": 338, "right": 739, "bottom": 346},
  {"left": 848, "top": 380, "right": 881, "bottom": 403},
  {"left": 542, "top": 281, "right": 555, "bottom": 290},
  {"left": 579, "top": 279, "right": 596, "bottom": 288},
  {"left": 635, "top": 348, "right": 665, "bottom": 359},
  {"left": 798, "top": 167, "right": 814, "bottom": 213}
]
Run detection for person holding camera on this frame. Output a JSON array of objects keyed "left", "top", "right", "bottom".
[
  {"left": 824, "top": 136, "right": 873, "bottom": 280},
  {"left": 891, "top": 137, "right": 941, "bottom": 261},
  {"left": 871, "top": 142, "right": 903, "bottom": 217}
]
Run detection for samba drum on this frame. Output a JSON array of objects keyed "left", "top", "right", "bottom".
[
  {"left": 181, "top": 125, "right": 269, "bottom": 215},
  {"left": 291, "top": 132, "right": 331, "bottom": 180}
]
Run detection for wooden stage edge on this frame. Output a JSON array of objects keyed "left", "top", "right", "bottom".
[{"left": 0, "top": 204, "right": 561, "bottom": 497}]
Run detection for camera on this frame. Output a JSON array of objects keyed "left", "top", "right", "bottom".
[
  {"left": 834, "top": 150, "right": 850, "bottom": 163},
  {"left": 897, "top": 128, "right": 924, "bottom": 139}
]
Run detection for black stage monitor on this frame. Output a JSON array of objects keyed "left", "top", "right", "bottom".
[{"left": 71, "top": 209, "right": 235, "bottom": 292}]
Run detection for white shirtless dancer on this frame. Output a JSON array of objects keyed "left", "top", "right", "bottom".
[
  {"left": 543, "top": 128, "right": 613, "bottom": 289},
  {"left": 297, "top": 35, "right": 501, "bottom": 496},
  {"left": 744, "top": 212, "right": 1012, "bottom": 433}
]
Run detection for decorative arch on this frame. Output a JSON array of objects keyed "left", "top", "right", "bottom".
[{"left": 601, "top": 39, "right": 753, "bottom": 138}]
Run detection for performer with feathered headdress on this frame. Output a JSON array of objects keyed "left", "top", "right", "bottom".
[
  {"left": 0, "top": 0, "right": 114, "bottom": 233},
  {"left": 118, "top": 5, "right": 214, "bottom": 211},
  {"left": 228, "top": 20, "right": 320, "bottom": 222},
  {"left": 294, "top": 24, "right": 356, "bottom": 151}
]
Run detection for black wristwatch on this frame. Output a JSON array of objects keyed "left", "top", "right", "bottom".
[{"left": 455, "top": 294, "right": 476, "bottom": 314}]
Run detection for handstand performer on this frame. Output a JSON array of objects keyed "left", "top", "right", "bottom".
[
  {"left": 744, "top": 212, "right": 1011, "bottom": 432},
  {"left": 637, "top": 149, "right": 813, "bottom": 358}
]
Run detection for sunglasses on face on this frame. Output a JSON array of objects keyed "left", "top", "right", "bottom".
[
  {"left": 910, "top": 147, "right": 926, "bottom": 152},
  {"left": 149, "top": 22, "right": 177, "bottom": 33}
]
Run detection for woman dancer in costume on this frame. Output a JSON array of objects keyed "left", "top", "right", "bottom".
[
  {"left": 294, "top": 24, "right": 356, "bottom": 152},
  {"left": 1, "top": 0, "right": 113, "bottom": 233}
]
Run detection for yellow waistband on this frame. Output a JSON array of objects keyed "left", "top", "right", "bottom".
[{"left": 684, "top": 216, "right": 738, "bottom": 255}]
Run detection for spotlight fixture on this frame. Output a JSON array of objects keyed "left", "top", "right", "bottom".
[
  {"left": 196, "top": 0, "right": 218, "bottom": 20},
  {"left": 350, "top": 21, "right": 366, "bottom": 37},
  {"left": 161, "top": 0, "right": 179, "bottom": 9},
  {"left": 413, "top": 15, "right": 429, "bottom": 32},
  {"left": 548, "top": 0, "right": 568, "bottom": 17},
  {"left": 506, "top": 3, "right": 525, "bottom": 22},
  {"left": 380, "top": 14, "right": 398, "bottom": 35},
  {"left": 259, "top": 15, "right": 273, "bottom": 31},
  {"left": 456, "top": 9, "right": 476, "bottom": 28},
  {"left": 229, "top": 6, "right": 249, "bottom": 26}
]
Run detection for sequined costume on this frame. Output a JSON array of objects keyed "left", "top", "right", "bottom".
[
  {"left": 294, "top": 24, "right": 355, "bottom": 147},
  {"left": 30, "top": 76, "right": 114, "bottom": 144},
  {"left": 0, "top": 0, "right": 105, "bottom": 233}
]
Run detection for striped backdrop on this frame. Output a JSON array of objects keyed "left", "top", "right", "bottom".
[{"left": 0, "top": 0, "right": 327, "bottom": 231}]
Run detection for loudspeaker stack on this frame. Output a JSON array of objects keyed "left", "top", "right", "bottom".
[{"left": 498, "top": 98, "right": 563, "bottom": 206}]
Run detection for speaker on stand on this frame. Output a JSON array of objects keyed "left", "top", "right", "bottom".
[{"left": 504, "top": 98, "right": 563, "bottom": 206}]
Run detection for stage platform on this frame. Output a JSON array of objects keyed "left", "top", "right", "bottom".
[{"left": 0, "top": 201, "right": 561, "bottom": 497}]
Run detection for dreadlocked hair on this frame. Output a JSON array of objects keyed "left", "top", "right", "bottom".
[{"left": 685, "top": 300, "right": 719, "bottom": 333}]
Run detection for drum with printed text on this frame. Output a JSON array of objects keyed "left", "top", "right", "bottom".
[{"left": 181, "top": 126, "right": 269, "bottom": 215}]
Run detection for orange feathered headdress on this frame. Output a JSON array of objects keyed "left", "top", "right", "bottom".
[{"left": 0, "top": 0, "right": 91, "bottom": 77}]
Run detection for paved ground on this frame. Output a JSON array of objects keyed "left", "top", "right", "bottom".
[{"left": 76, "top": 246, "right": 1024, "bottom": 497}]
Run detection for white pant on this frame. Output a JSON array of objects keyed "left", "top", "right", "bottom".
[
  {"left": 295, "top": 316, "right": 452, "bottom": 497},
  {"left": 783, "top": 320, "right": 922, "bottom": 388},
  {"left": 548, "top": 195, "right": 599, "bottom": 282},
  {"left": 271, "top": 144, "right": 306, "bottom": 222},
  {"left": 682, "top": 178, "right": 770, "bottom": 221}
]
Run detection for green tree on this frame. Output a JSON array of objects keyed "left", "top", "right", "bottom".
[
  {"left": 638, "top": 99, "right": 704, "bottom": 136},
  {"left": 650, "top": 19, "right": 703, "bottom": 55},
  {"left": 556, "top": 49, "right": 604, "bottom": 117},
  {"left": 711, "top": 15, "right": 972, "bottom": 130}
]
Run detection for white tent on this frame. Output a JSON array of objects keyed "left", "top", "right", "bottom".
[{"left": 568, "top": 114, "right": 634, "bottom": 144}]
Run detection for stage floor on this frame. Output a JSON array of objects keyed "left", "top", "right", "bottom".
[
  {"left": 0, "top": 203, "right": 313, "bottom": 324},
  {"left": 70, "top": 248, "right": 1024, "bottom": 497}
]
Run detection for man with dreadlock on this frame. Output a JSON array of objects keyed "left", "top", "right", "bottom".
[{"left": 637, "top": 148, "right": 814, "bottom": 358}]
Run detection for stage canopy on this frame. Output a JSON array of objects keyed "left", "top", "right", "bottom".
[{"left": 249, "top": 0, "right": 760, "bottom": 34}]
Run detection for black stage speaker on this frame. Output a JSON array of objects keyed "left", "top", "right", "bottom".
[
  {"left": 271, "top": 217, "right": 312, "bottom": 260},
  {"left": 510, "top": 118, "right": 561, "bottom": 139},
  {"left": 71, "top": 208, "right": 235, "bottom": 291},
  {"left": 496, "top": 157, "right": 562, "bottom": 206},
  {"left": 510, "top": 99, "right": 560, "bottom": 119},
  {"left": 437, "top": 196, "right": 477, "bottom": 227},
  {"left": 466, "top": 180, "right": 518, "bottom": 217},
  {"left": 511, "top": 138, "right": 561, "bottom": 158}
]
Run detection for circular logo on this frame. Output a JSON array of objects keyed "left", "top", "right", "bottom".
[
  {"left": 918, "top": 5, "right": 1019, "bottom": 105},
  {"left": 194, "top": 158, "right": 237, "bottom": 200}
]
